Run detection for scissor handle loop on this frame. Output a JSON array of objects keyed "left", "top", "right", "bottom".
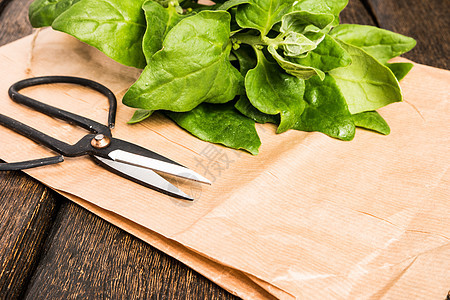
[{"left": 8, "top": 76, "right": 117, "bottom": 133}]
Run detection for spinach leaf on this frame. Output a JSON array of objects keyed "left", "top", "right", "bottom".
[
  {"left": 386, "top": 62, "right": 414, "bottom": 81},
  {"left": 291, "top": 34, "right": 352, "bottom": 72},
  {"left": 166, "top": 103, "right": 261, "bottom": 155},
  {"left": 276, "top": 11, "right": 334, "bottom": 58},
  {"left": 235, "top": 95, "right": 279, "bottom": 124},
  {"left": 245, "top": 48, "right": 306, "bottom": 133},
  {"left": 217, "top": 0, "right": 251, "bottom": 11},
  {"left": 142, "top": 0, "right": 186, "bottom": 63},
  {"left": 293, "top": 75, "right": 355, "bottom": 141},
  {"left": 280, "top": 32, "right": 319, "bottom": 57},
  {"left": 29, "top": 0, "right": 81, "bottom": 27},
  {"left": 123, "top": 11, "right": 243, "bottom": 112},
  {"left": 331, "top": 24, "right": 416, "bottom": 64},
  {"left": 268, "top": 45, "right": 326, "bottom": 80},
  {"left": 128, "top": 109, "right": 154, "bottom": 124},
  {"left": 236, "top": 0, "right": 295, "bottom": 35},
  {"left": 329, "top": 41, "right": 402, "bottom": 114},
  {"left": 281, "top": 11, "right": 334, "bottom": 34},
  {"left": 52, "top": 0, "right": 147, "bottom": 68},
  {"left": 291, "top": 0, "right": 348, "bottom": 26},
  {"left": 352, "top": 111, "right": 390, "bottom": 135}
]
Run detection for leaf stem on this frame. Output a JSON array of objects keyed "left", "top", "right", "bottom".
[{"left": 232, "top": 33, "right": 264, "bottom": 46}]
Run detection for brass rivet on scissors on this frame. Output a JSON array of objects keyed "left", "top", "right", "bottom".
[{"left": 91, "top": 134, "right": 111, "bottom": 149}]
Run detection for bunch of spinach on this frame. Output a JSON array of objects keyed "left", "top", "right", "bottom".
[{"left": 29, "top": 0, "right": 416, "bottom": 155}]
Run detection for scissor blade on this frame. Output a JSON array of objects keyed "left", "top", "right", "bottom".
[
  {"left": 94, "top": 156, "right": 194, "bottom": 201},
  {"left": 107, "top": 149, "right": 211, "bottom": 184}
]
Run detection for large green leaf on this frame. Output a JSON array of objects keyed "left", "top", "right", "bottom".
[
  {"left": 236, "top": 0, "right": 295, "bottom": 35},
  {"left": 386, "top": 62, "right": 414, "bottom": 81},
  {"left": 352, "top": 111, "right": 390, "bottom": 135},
  {"left": 293, "top": 75, "right": 355, "bottom": 141},
  {"left": 329, "top": 41, "right": 402, "bottom": 114},
  {"left": 291, "top": 0, "right": 348, "bottom": 26},
  {"left": 235, "top": 95, "right": 279, "bottom": 124},
  {"left": 123, "top": 11, "right": 243, "bottom": 112},
  {"left": 291, "top": 34, "right": 351, "bottom": 72},
  {"left": 331, "top": 24, "right": 416, "bottom": 64},
  {"left": 52, "top": 0, "right": 147, "bottom": 68},
  {"left": 29, "top": 0, "right": 81, "bottom": 27},
  {"left": 245, "top": 49, "right": 306, "bottom": 133},
  {"left": 142, "top": 0, "right": 186, "bottom": 63},
  {"left": 166, "top": 103, "right": 261, "bottom": 155}
]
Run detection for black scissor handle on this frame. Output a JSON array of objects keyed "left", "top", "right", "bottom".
[
  {"left": 0, "top": 156, "right": 64, "bottom": 171},
  {"left": 0, "top": 76, "right": 118, "bottom": 171},
  {"left": 8, "top": 76, "right": 117, "bottom": 134}
]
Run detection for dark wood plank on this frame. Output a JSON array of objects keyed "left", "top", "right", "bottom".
[
  {"left": 367, "top": 0, "right": 449, "bottom": 69},
  {"left": 0, "top": 169, "right": 60, "bottom": 299},
  {"left": 0, "top": 0, "right": 33, "bottom": 46},
  {"left": 0, "top": 0, "right": 13, "bottom": 15},
  {"left": 24, "top": 201, "right": 238, "bottom": 300},
  {"left": 341, "top": 0, "right": 377, "bottom": 25},
  {"left": 0, "top": 0, "right": 60, "bottom": 298}
]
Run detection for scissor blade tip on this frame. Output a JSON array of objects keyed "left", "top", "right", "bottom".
[{"left": 188, "top": 172, "right": 212, "bottom": 185}]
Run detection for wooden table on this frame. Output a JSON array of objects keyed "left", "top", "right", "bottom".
[{"left": 0, "top": 0, "right": 448, "bottom": 299}]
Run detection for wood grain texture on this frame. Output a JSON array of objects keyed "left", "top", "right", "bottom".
[
  {"left": 341, "top": 0, "right": 377, "bottom": 25},
  {"left": 367, "top": 0, "right": 449, "bottom": 69},
  {"left": 0, "top": 169, "right": 60, "bottom": 299},
  {"left": 0, "top": 0, "right": 33, "bottom": 46},
  {"left": 24, "top": 201, "right": 238, "bottom": 300},
  {"left": 0, "top": 1, "right": 60, "bottom": 299}
]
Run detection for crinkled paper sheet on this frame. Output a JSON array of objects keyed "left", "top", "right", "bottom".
[{"left": 0, "top": 30, "right": 449, "bottom": 299}]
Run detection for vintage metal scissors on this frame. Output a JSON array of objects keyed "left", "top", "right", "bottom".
[{"left": 0, "top": 76, "right": 210, "bottom": 200}]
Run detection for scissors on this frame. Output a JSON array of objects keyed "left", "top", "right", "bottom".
[{"left": 0, "top": 76, "right": 210, "bottom": 200}]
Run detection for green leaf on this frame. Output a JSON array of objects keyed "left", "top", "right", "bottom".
[
  {"left": 29, "top": 0, "right": 81, "bottom": 27},
  {"left": 52, "top": 0, "right": 147, "bottom": 68},
  {"left": 268, "top": 45, "right": 326, "bottom": 80},
  {"left": 329, "top": 41, "right": 402, "bottom": 114},
  {"left": 280, "top": 32, "right": 319, "bottom": 57},
  {"left": 331, "top": 24, "right": 416, "bottom": 64},
  {"left": 127, "top": 109, "right": 154, "bottom": 124},
  {"left": 293, "top": 75, "right": 355, "bottom": 141},
  {"left": 280, "top": 11, "right": 334, "bottom": 34},
  {"left": 235, "top": 95, "right": 279, "bottom": 124},
  {"left": 236, "top": 0, "right": 295, "bottom": 35},
  {"left": 246, "top": 49, "right": 306, "bottom": 133},
  {"left": 291, "top": 34, "right": 352, "bottom": 72},
  {"left": 291, "top": 0, "right": 349, "bottom": 26},
  {"left": 386, "top": 62, "right": 414, "bottom": 81},
  {"left": 142, "top": 1, "right": 186, "bottom": 63},
  {"left": 166, "top": 103, "right": 261, "bottom": 155},
  {"left": 217, "top": 0, "right": 250, "bottom": 11},
  {"left": 352, "top": 111, "right": 390, "bottom": 135},
  {"left": 123, "top": 11, "right": 243, "bottom": 112}
]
